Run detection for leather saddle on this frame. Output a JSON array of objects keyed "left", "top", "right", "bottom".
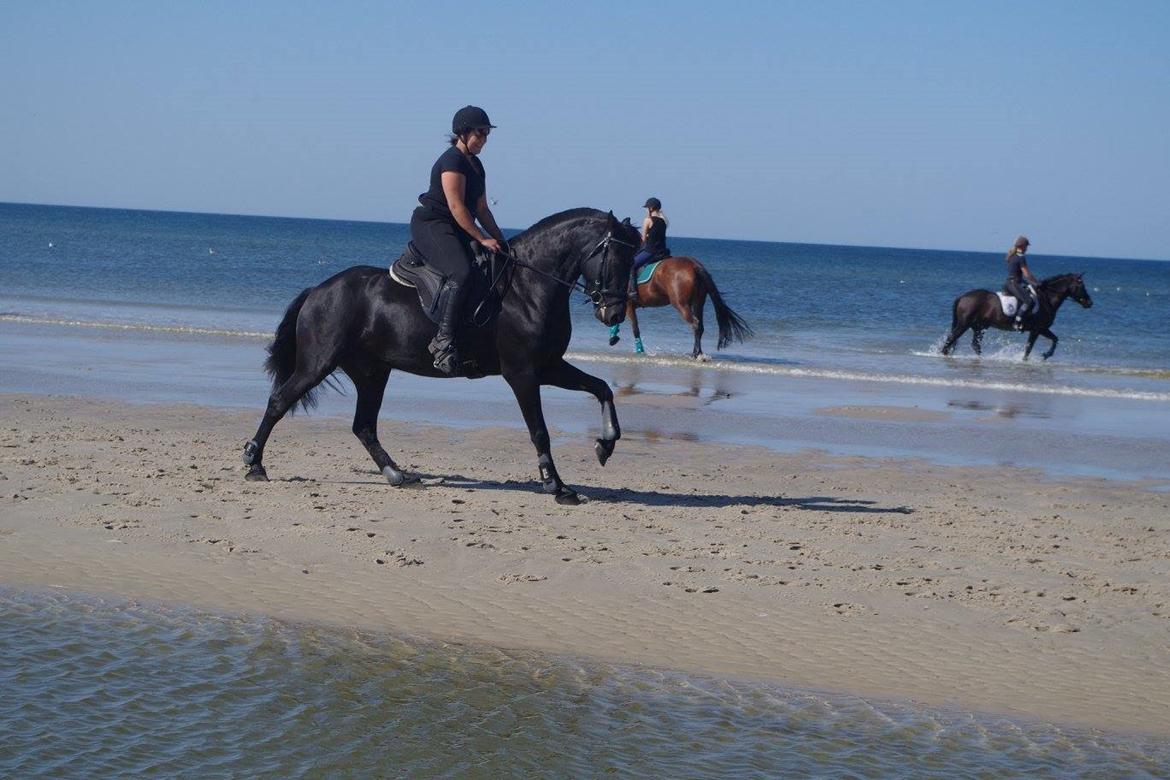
[{"left": 389, "top": 241, "right": 502, "bottom": 327}]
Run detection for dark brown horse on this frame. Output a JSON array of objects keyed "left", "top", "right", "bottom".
[
  {"left": 940, "top": 273, "right": 1093, "bottom": 360},
  {"left": 608, "top": 256, "right": 752, "bottom": 360}
]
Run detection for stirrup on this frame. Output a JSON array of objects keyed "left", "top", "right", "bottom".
[{"left": 430, "top": 342, "right": 461, "bottom": 375}]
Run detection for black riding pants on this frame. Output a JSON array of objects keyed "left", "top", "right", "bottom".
[
  {"left": 410, "top": 207, "right": 474, "bottom": 286},
  {"left": 1004, "top": 278, "right": 1033, "bottom": 311}
]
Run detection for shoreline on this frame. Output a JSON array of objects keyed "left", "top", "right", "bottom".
[{"left": 2, "top": 393, "right": 1168, "bottom": 736}]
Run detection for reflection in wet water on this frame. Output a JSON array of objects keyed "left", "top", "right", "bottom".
[{"left": 947, "top": 398, "right": 1054, "bottom": 420}]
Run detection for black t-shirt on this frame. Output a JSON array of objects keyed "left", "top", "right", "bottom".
[
  {"left": 644, "top": 216, "right": 667, "bottom": 253},
  {"left": 418, "top": 146, "right": 486, "bottom": 220},
  {"left": 1006, "top": 252, "right": 1026, "bottom": 283}
]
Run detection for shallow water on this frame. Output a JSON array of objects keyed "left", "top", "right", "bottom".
[{"left": 3, "top": 587, "right": 1168, "bottom": 779}]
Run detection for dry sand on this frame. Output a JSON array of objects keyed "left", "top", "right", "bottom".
[{"left": 2, "top": 393, "right": 1168, "bottom": 734}]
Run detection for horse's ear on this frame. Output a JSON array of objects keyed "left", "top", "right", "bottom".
[{"left": 621, "top": 216, "right": 632, "bottom": 226}]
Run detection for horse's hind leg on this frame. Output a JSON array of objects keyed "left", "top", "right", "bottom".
[
  {"left": 243, "top": 357, "right": 338, "bottom": 481},
  {"left": 628, "top": 304, "right": 645, "bottom": 354},
  {"left": 349, "top": 366, "right": 418, "bottom": 486},
  {"left": 689, "top": 290, "right": 709, "bottom": 360},
  {"left": 940, "top": 325, "right": 967, "bottom": 355},
  {"left": 541, "top": 358, "right": 621, "bottom": 467},
  {"left": 971, "top": 328, "right": 984, "bottom": 355},
  {"left": 1023, "top": 330, "right": 1040, "bottom": 360}
]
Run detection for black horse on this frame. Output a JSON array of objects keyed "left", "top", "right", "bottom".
[
  {"left": 940, "top": 273, "right": 1093, "bottom": 360},
  {"left": 242, "top": 208, "right": 641, "bottom": 504}
]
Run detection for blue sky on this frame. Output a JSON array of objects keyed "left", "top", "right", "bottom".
[{"left": 2, "top": 1, "right": 1168, "bottom": 259}]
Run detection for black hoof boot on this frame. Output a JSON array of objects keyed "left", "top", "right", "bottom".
[
  {"left": 242, "top": 440, "right": 260, "bottom": 465},
  {"left": 555, "top": 489, "right": 584, "bottom": 506},
  {"left": 245, "top": 464, "right": 268, "bottom": 482},
  {"left": 595, "top": 439, "right": 615, "bottom": 466}
]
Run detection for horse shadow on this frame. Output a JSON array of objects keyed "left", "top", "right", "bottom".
[{"left": 401, "top": 473, "right": 915, "bottom": 514}]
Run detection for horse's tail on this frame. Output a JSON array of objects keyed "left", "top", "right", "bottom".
[
  {"left": 263, "top": 288, "right": 327, "bottom": 413},
  {"left": 693, "top": 261, "right": 753, "bottom": 349}
]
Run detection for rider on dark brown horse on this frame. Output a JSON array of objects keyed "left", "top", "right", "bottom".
[
  {"left": 410, "top": 105, "right": 506, "bottom": 375},
  {"left": 1004, "top": 235, "right": 1041, "bottom": 329}
]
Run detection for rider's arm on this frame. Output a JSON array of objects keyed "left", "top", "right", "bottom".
[
  {"left": 642, "top": 216, "right": 652, "bottom": 243},
  {"left": 440, "top": 171, "right": 489, "bottom": 243},
  {"left": 476, "top": 194, "right": 505, "bottom": 245},
  {"left": 1021, "top": 260, "right": 1039, "bottom": 285}
]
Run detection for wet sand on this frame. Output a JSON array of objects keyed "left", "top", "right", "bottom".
[{"left": 2, "top": 393, "right": 1168, "bottom": 735}]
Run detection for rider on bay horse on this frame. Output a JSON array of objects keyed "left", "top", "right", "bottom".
[{"left": 609, "top": 197, "right": 671, "bottom": 345}]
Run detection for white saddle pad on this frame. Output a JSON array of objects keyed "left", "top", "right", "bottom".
[{"left": 996, "top": 292, "right": 1018, "bottom": 317}]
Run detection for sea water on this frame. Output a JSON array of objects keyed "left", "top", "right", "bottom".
[
  {"left": 2, "top": 587, "right": 1168, "bottom": 779},
  {"left": 2, "top": 202, "right": 1168, "bottom": 481}
]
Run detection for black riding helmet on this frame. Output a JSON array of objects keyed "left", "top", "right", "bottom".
[
  {"left": 643, "top": 197, "right": 661, "bottom": 210},
  {"left": 452, "top": 105, "right": 496, "bottom": 135}
]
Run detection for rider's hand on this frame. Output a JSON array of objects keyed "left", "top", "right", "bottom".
[{"left": 480, "top": 238, "right": 503, "bottom": 254}]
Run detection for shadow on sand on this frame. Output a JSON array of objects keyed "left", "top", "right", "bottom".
[{"left": 325, "top": 471, "right": 916, "bottom": 514}]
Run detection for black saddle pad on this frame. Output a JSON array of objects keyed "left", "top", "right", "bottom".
[{"left": 389, "top": 242, "right": 500, "bottom": 326}]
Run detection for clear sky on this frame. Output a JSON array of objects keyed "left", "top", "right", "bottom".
[{"left": 2, "top": 1, "right": 1168, "bottom": 259}]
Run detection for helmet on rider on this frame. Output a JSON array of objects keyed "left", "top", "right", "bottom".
[
  {"left": 643, "top": 197, "right": 662, "bottom": 211},
  {"left": 452, "top": 106, "right": 496, "bottom": 135}
]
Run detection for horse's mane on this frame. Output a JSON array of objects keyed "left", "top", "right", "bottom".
[
  {"left": 511, "top": 208, "right": 608, "bottom": 243},
  {"left": 1039, "top": 272, "right": 1081, "bottom": 288}
]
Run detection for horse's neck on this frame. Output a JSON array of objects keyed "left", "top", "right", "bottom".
[
  {"left": 504, "top": 235, "right": 580, "bottom": 316},
  {"left": 1041, "top": 279, "right": 1071, "bottom": 309}
]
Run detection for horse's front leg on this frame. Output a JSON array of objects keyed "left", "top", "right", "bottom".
[
  {"left": 541, "top": 359, "right": 620, "bottom": 466},
  {"left": 504, "top": 370, "right": 581, "bottom": 505},
  {"left": 1039, "top": 328, "right": 1058, "bottom": 360},
  {"left": 628, "top": 303, "right": 645, "bottom": 354},
  {"left": 1023, "top": 330, "right": 1041, "bottom": 360}
]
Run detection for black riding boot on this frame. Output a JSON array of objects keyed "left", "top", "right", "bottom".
[{"left": 428, "top": 279, "right": 466, "bottom": 375}]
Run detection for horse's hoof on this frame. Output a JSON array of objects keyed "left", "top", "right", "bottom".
[
  {"left": 695, "top": 353, "right": 710, "bottom": 362},
  {"left": 382, "top": 466, "right": 420, "bottom": 487},
  {"left": 555, "top": 489, "right": 584, "bottom": 506},
  {"left": 595, "top": 439, "right": 615, "bottom": 466},
  {"left": 608, "top": 335, "right": 620, "bottom": 347},
  {"left": 245, "top": 464, "right": 268, "bottom": 482}
]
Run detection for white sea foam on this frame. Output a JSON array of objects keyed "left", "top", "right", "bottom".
[
  {"left": 566, "top": 351, "right": 1170, "bottom": 402},
  {"left": 0, "top": 314, "right": 270, "bottom": 340},
  {"left": 6, "top": 313, "right": 1167, "bottom": 403}
]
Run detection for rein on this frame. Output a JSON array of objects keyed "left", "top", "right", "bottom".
[{"left": 507, "top": 233, "right": 637, "bottom": 306}]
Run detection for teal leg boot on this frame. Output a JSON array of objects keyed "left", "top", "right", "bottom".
[
  {"left": 634, "top": 337, "right": 645, "bottom": 354},
  {"left": 608, "top": 324, "right": 621, "bottom": 346}
]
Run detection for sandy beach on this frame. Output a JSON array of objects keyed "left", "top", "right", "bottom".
[{"left": 3, "top": 392, "right": 1167, "bottom": 736}]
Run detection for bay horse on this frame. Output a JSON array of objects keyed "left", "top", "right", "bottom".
[
  {"left": 940, "top": 273, "right": 1093, "bottom": 360},
  {"left": 609, "top": 256, "right": 752, "bottom": 360},
  {"left": 242, "top": 208, "right": 641, "bottom": 505}
]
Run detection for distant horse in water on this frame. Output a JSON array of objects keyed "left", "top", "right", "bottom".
[
  {"left": 242, "top": 208, "right": 640, "bottom": 505},
  {"left": 609, "top": 256, "right": 752, "bottom": 360},
  {"left": 940, "top": 273, "right": 1093, "bottom": 360}
]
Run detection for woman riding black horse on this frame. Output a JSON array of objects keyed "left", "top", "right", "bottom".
[
  {"left": 1003, "top": 235, "right": 1041, "bottom": 330},
  {"left": 940, "top": 272, "right": 1093, "bottom": 360},
  {"left": 412, "top": 105, "right": 508, "bottom": 375},
  {"left": 242, "top": 208, "right": 640, "bottom": 504}
]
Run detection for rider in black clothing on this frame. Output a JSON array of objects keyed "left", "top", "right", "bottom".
[
  {"left": 634, "top": 197, "right": 670, "bottom": 272},
  {"left": 1004, "top": 235, "right": 1040, "bottom": 329},
  {"left": 411, "top": 105, "right": 506, "bottom": 375}
]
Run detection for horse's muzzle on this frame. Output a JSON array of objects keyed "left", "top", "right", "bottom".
[{"left": 595, "top": 303, "right": 626, "bottom": 326}]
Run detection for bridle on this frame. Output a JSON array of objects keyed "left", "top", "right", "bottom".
[{"left": 507, "top": 230, "right": 637, "bottom": 317}]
